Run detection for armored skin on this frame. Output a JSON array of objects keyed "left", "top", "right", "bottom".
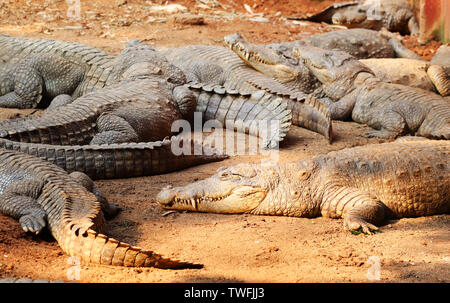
[
  {"left": 224, "top": 29, "right": 422, "bottom": 95},
  {"left": 0, "top": 34, "right": 115, "bottom": 108},
  {"left": 157, "top": 139, "right": 449, "bottom": 234},
  {"left": 0, "top": 148, "right": 203, "bottom": 268},
  {"left": 292, "top": 44, "right": 450, "bottom": 139},
  {"left": 162, "top": 45, "right": 333, "bottom": 143},
  {"left": 301, "top": 0, "right": 419, "bottom": 36},
  {"left": 0, "top": 136, "right": 228, "bottom": 180},
  {"left": 0, "top": 39, "right": 293, "bottom": 148},
  {"left": 360, "top": 58, "right": 450, "bottom": 96}
]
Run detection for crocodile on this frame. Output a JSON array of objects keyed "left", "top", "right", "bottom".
[
  {"left": 157, "top": 138, "right": 449, "bottom": 234},
  {"left": 292, "top": 44, "right": 450, "bottom": 139},
  {"left": 162, "top": 45, "right": 333, "bottom": 142},
  {"left": 0, "top": 148, "right": 202, "bottom": 268},
  {"left": 0, "top": 41, "right": 292, "bottom": 148},
  {"left": 224, "top": 29, "right": 421, "bottom": 95},
  {"left": 0, "top": 34, "right": 116, "bottom": 108},
  {"left": 299, "top": 0, "right": 419, "bottom": 36},
  {"left": 359, "top": 58, "right": 450, "bottom": 96}
]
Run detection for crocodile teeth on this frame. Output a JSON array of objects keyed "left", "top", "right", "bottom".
[{"left": 191, "top": 198, "right": 196, "bottom": 209}]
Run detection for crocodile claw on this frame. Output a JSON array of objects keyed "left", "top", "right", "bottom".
[
  {"left": 344, "top": 216, "right": 379, "bottom": 235},
  {"left": 19, "top": 213, "right": 47, "bottom": 235}
]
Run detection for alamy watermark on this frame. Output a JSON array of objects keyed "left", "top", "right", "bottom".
[
  {"left": 66, "top": 256, "right": 81, "bottom": 281},
  {"left": 366, "top": 256, "right": 381, "bottom": 281},
  {"left": 66, "top": 0, "right": 81, "bottom": 20},
  {"left": 366, "top": 0, "right": 382, "bottom": 21},
  {"left": 170, "top": 113, "right": 281, "bottom": 163}
]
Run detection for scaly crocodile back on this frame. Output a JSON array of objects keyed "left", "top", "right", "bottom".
[{"left": 322, "top": 139, "right": 449, "bottom": 218}]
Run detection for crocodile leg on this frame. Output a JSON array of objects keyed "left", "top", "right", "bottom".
[
  {"left": 320, "top": 185, "right": 388, "bottom": 234},
  {"left": 69, "top": 171, "right": 121, "bottom": 219},
  {"left": 0, "top": 63, "right": 44, "bottom": 109},
  {"left": 359, "top": 110, "right": 407, "bottom": 139},
  {"left": 0, "top": 178, "right": 47, "bottom": 234},
  {"left": 45, "top": 94, "right": 74, "bottom": 112},
  {"left": 91, "top": 112, "right": 139, "bottom": 145},
  {"left": 327, "top": 91, "right": 358, "bottom": 121}
]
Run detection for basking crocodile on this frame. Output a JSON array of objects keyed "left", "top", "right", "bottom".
[
  {"left": 299, "top": 0, "right": 419, "bottom": 36},
  {"left": 157, "top": 139, "right": 449, "bottom": 234},
  {"left": 292, "top": 44, "right": 450, "bottom": 139},
  {"left": 162, "top": 45, "right": 333, "bottom": 142},
  {"left": 224, "top": 29, "right": 421, "bottom": 95},
  {"left": 265, "top": 28, "right": 421, "bottom": 62},
  {"left": 0, "top": 148, "right": 202, "bottom": 268},
  {"left": 360, "top": 58, "right": 450, "bottom": 96},
  {"left": 0, "top": 34, "right": 116, "bottom": 108},
  {"left": 0, "top": 41, "right": 291, "bottom": 148}
]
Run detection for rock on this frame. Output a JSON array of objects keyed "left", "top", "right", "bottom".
[
  {"left": 149, "top": 4, "right": 188, "bottom": 15},
  {"left": 115, "top": 0, "right": 127, "bottom": 6},
  {"left": 248, "top": 16, "right": 269, "bottom": 23},
  {"left": 169, "top": 14, "right": 205, "bottom": 25}
]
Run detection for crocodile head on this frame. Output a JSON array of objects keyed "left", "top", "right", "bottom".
[
  {"left": 293, "top": 44, "right": 374, "bottom": 99},
  {"left": 331, "top": 7, "right": 370, "bottom": 28},
  {"left": 224, "top": 33, "right": 300, "bottom": 83},
  {"left": 157, "top": 161, "right": 318, "bottom": 216}
]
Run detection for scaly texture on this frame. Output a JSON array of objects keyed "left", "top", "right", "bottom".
[
  {"left": 301, "top": 0, "right": 419, "bottom": 35},
  {"left": 157, "top": 139, "right": 449, "bottom": 234},
  {"left": 163, "top": 45, "right": 333, "bottom": 142},
  {"left": 293, "top": 44, "right": 450, "bottom": 139},
  {"left": 0, "top": 136, "right": 228, "bottom": 180},
  {"left": 0, "top": 41, "right": 292, "bottom": 147},
  {"left": 0, "top": 34, "right": 116, "bottom": 108},
  {"left": 359, "top": 58, "right": 448, "bottom": 95},
  {"left": 0, "top": 148, "right": 203, "bottom": 268},
  {"left": 224, "top": 29, "right": 420, "bottom": 99}
]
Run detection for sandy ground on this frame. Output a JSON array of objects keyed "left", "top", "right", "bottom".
[{"left": 0, "top": 0, "right": 448, "bottom": 283}]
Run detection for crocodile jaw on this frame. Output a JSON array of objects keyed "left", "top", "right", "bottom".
[
  {"left": 224, "top": 33, "right": 297, "bottom": 83},
  {"left": 292, "top": 45, "right": 337, "bottom": 85},
  {"left": 157, "top": 184, "right": 266, "bottom": 214}
]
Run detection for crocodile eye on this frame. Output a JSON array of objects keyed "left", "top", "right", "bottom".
[{"left": 219, "top": 171, "right": 241, "bottom": 181}]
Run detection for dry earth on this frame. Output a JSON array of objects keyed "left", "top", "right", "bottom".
[{"left": 0, "top": 0, "right": 448, "bottom": 283}]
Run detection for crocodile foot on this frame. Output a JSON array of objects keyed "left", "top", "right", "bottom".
[
  {"left": 364, "top": 129, "right": 397, "bottom": 139},
  {"left": 19, "top": 212, "right": 47, "bottom": 234},
  {"left": 344, "top": 215, "right": 379, "bottom": 235}
]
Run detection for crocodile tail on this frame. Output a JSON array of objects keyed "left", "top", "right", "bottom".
[
  {"left": 188, "top": 82, "right": 292, "bottom": 149},
  {"left": 62, "top": 227, "right": 203, "bottom": 269},
  {"left": 41, "top": 175, "right": 202, "bottom": 269},
  {"left": 288, "top": 95, "right": 333, "bottom": 143},
  {"left": 0, "top": 136, "right": 228, "bottom": 180},
  {"left": 427, "top": 65, "right": 450, "bottom": 97}
]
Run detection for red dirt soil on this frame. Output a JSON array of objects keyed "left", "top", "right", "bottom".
[{"left": 0, "top": 0, "right": 448, "bottom": 283}]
